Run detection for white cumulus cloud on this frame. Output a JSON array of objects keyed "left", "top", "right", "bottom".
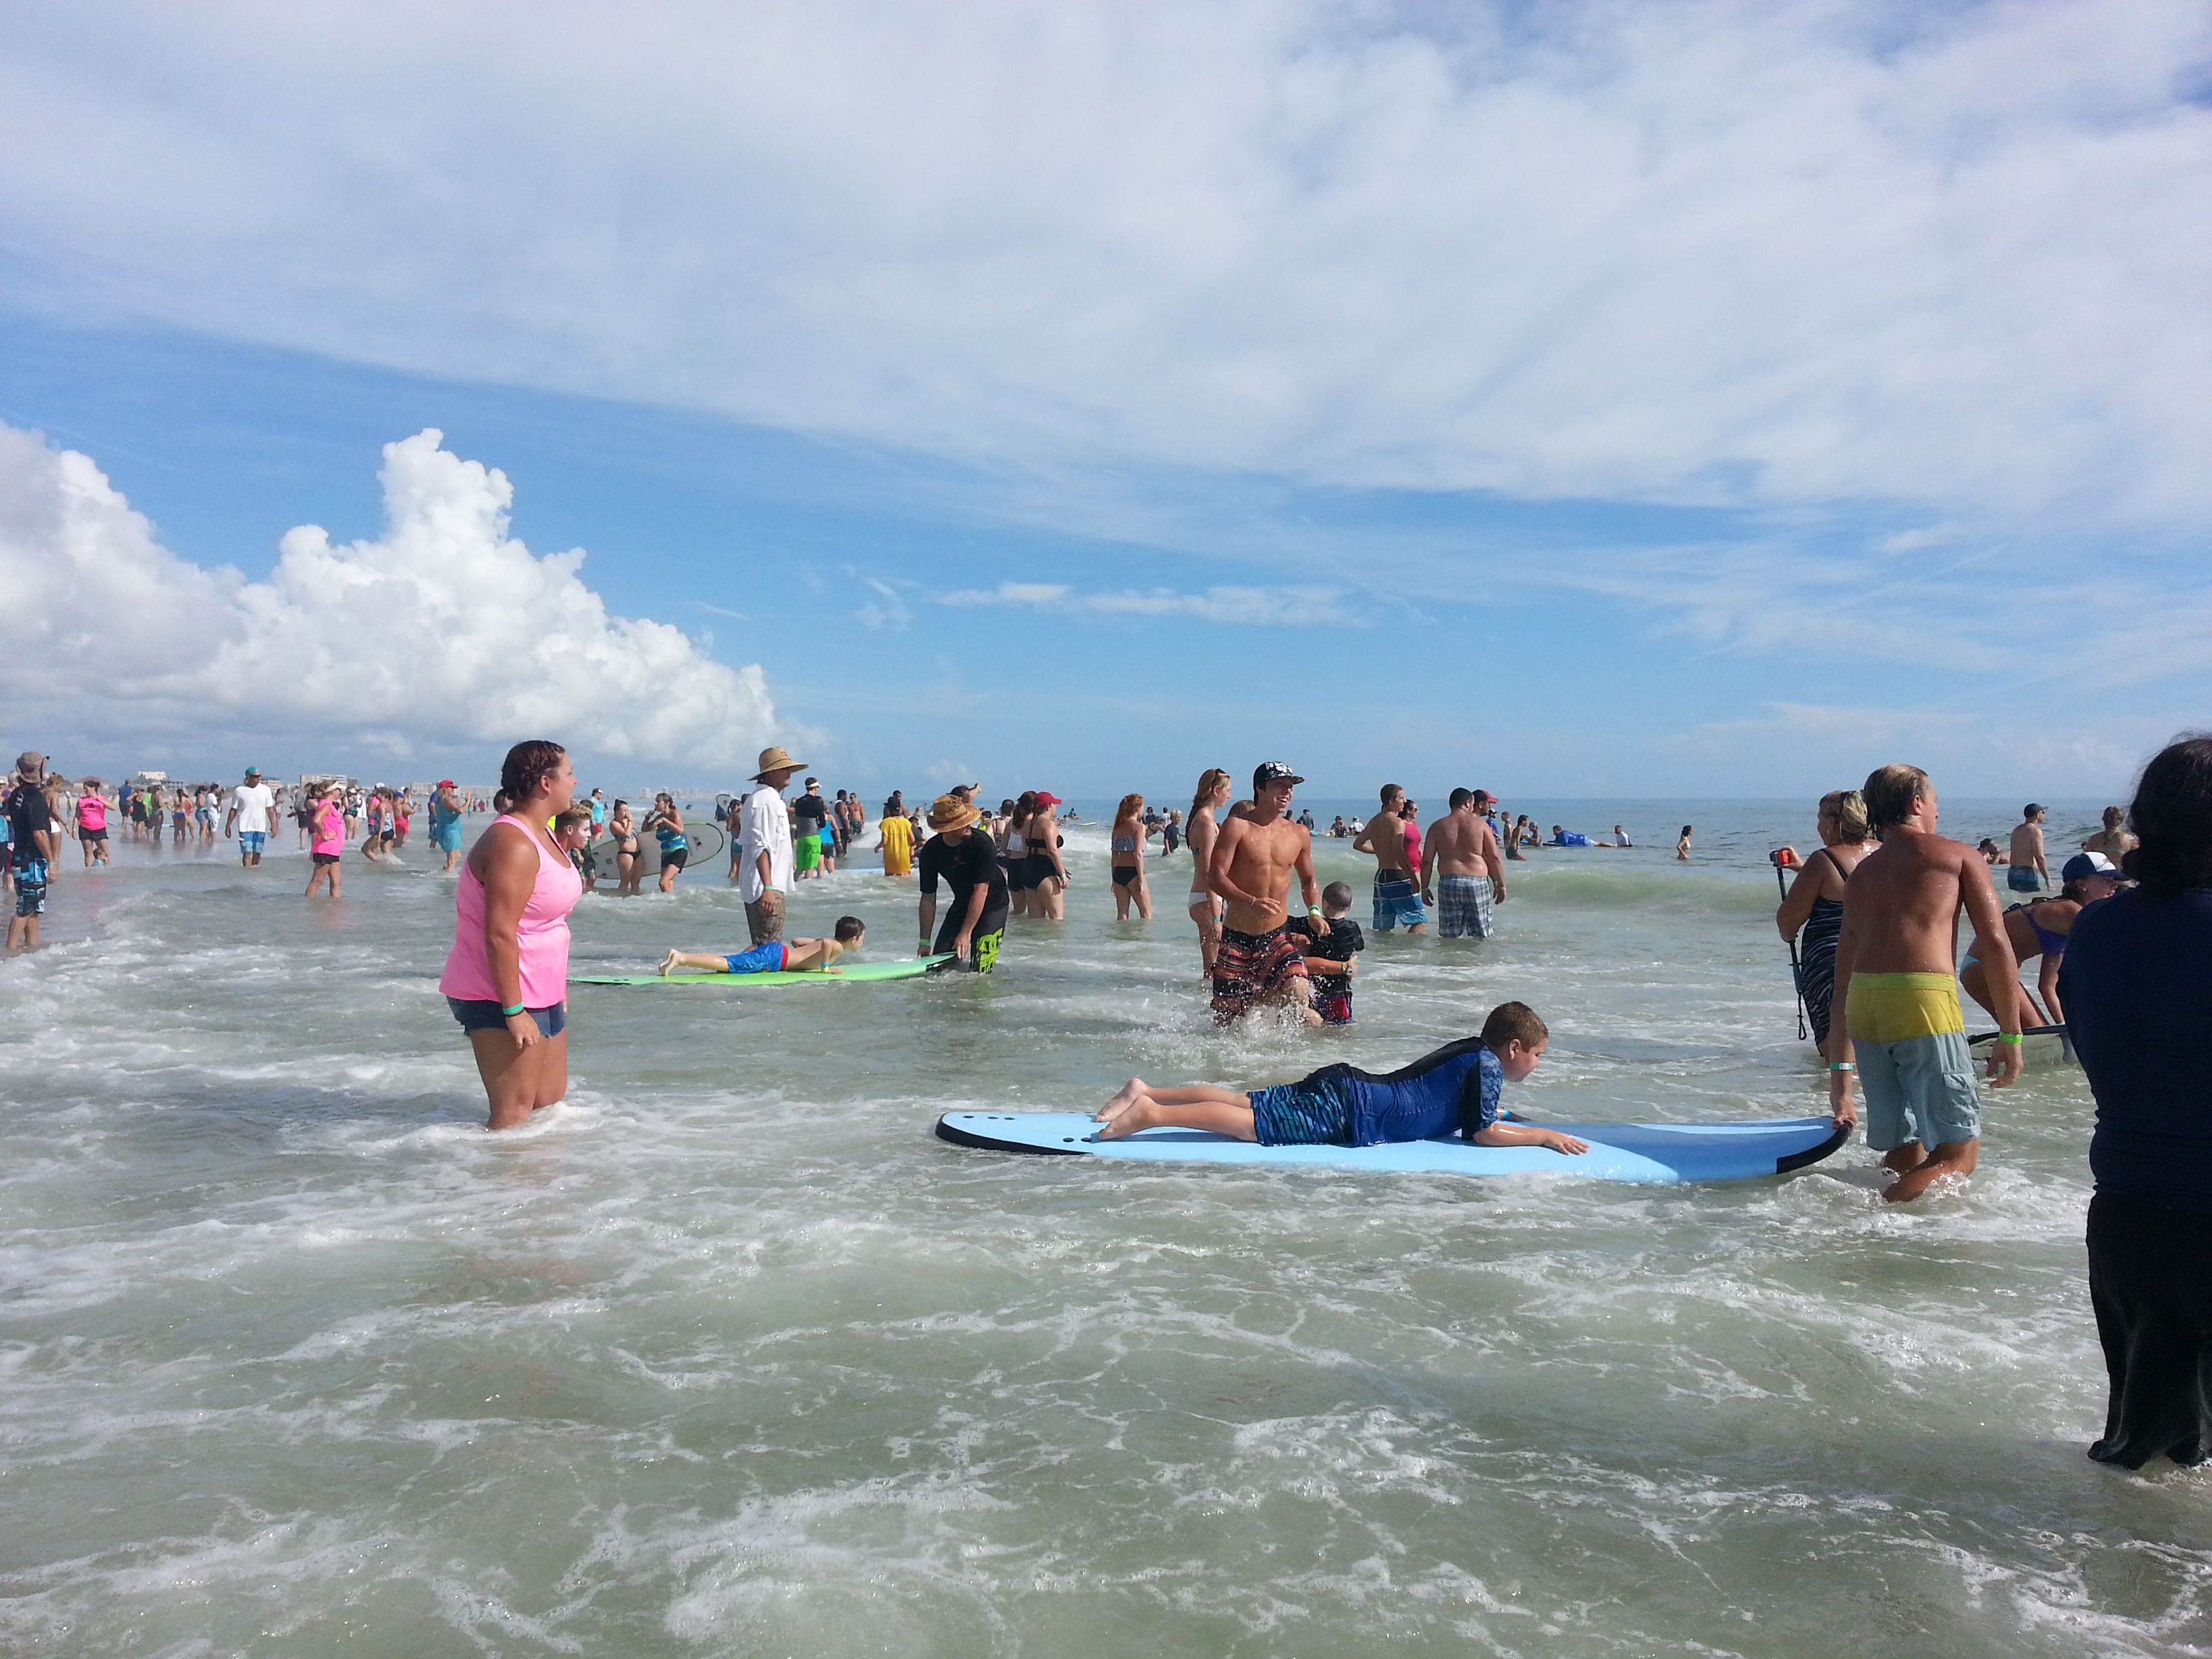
[{"left": 0, "top": 424, "right": 780, "bottom": 769}]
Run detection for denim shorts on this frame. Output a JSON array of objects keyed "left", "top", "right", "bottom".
[{"left": 447, "top": 998, "right": 567, "bottom": 1037}]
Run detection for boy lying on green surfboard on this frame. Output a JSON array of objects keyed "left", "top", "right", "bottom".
[{"left": 658, "top": 916, "right": 866, "bottom": 977}]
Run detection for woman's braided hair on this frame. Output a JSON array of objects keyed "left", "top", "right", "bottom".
[{"left": 498, "top": 740, "right": 567, "bottom": 808}]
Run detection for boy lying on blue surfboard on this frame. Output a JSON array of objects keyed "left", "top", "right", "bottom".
[
  {"left": 657, "top": 916, "right": 866, "bottom": 977},
  {"left": 1094, "top": 1001, "right": 1587, "bottom": 1154}
]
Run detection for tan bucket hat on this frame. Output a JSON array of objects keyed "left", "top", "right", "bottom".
[
  {"left": 926, "top": 794, "right": 981, "bottom": 832},
  {"left": 753, "top": 745, "right": 808, "bottom": 780}
]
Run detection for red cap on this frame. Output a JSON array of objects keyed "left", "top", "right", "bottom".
[
  {"left": 1034, "top": 792, "right": 1063, "bottom": 807},
  {"left": 437, "top": 779, "right": 455, "bottom": 789}
]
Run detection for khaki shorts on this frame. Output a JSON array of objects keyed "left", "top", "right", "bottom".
[{"left": 745, "top": 890, "right": 785, "bottom": 945}]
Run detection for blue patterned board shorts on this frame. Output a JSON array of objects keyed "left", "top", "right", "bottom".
[
  {"left": 1250, "top": 1076, "right": 1353, "bottom": 1146},
  {"left": 12, "top": 855, "right": 47, "bottom": 917},
  {"left": 1372, "top": 872, "right": 1426, "bottom": 933}
]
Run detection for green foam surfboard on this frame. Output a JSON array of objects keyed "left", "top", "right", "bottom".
[{"left": 573, "top": 955, "right": 952, "bottom": 988}]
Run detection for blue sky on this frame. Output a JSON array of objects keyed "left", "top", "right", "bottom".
[{"left": 1, "top": 1, "right": 2205, "bottom": 800}]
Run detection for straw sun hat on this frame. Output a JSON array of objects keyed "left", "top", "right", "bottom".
[
  {"left": 926, "top": 794, "right": 981, "bottom": 832},
  {"left": 752, "top": 745, "right": 808, "bottom": 780}
]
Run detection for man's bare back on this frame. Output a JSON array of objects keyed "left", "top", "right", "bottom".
[
  {"left": 1424, "top": 808, "right": 1500, "bottom": 882},
  {"left": 1840, "top": 830, "right": 2007, "bottom": 975},
  {"left": 1830, "top": 773, "right": 2022, "bottom": 1199},
  {"left": 2009, "top": 811, "right": 2047, "bottom": 884},
  {"left": 1352, "top": 792, "right": 1411, "bottom": 874}
]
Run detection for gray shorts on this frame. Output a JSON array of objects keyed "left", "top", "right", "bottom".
[
  {"left": 1858, "top": 1029, "right": 1980, "bottom": 1151},
  {"left": 745, "top": 890, "right": 785, "bottom": 945},
  {"left": 1437, "top": 874, "right": 1493, "bottom": 939}
]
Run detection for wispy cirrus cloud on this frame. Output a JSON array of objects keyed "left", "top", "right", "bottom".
[
  {"left": 855, "top": 577, "right": 914, "bottom": 632},
  {"left": 1, "top": 1, "right": 2205, "bottom": 528},
  {"left": 940, "top": 581, "right": 1349, "bottom": 626}
]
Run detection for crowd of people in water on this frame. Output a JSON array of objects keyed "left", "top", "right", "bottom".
[{"left": 5, "top": 733, "right": 2210, "bottom": 1468}]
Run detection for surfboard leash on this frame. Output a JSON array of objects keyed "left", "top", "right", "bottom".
[{"left": 1774, "top": 859, "right": 1809, "bottom": 1042}]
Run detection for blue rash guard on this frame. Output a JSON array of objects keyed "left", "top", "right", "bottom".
[
  {"left": 2060, "top": 887, "right": 2212, "bottom": 1214},
  {"left": 1313, "top": 1038, "right": 1505, "bottom": 1145}
]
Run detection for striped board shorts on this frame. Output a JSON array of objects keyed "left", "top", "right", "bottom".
[
  {"left": 1250, "top": 1076, "right": 1354, "bottom": 1146},
  {"left": 1210, "top": 924, "right": 1311, "bottom": 1021},
  {"left": 1372, "top": 872, "right": 1426, "bottom": 932},
  {"left": 1437, "top": 874, "right": 1494, "bottom": 939}
]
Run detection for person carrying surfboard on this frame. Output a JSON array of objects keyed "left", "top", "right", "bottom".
[
  {"left": 657, "top": 918, "right": 866, "bottom": 977},
  {"left": 1828, "top": 764, "right": 2023, "bottom": 1202},
  {"left": 1093, "top": 1000, "right": 1585, "bottom": 1156}
]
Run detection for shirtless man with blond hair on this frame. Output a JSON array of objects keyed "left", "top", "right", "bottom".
[
  {"left": 1830, "top": 763, "right": 2023, "bottom": 1203},
  {"left": 1422, "top": 787, "right": 1508, "bottom": 939},
  {"left": 1205, "top": 762, "right": 1330, "bottom": 1025}
]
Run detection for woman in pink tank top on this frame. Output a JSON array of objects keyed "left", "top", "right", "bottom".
[{"left": 439, "top": 740, "right": 583, "bottom": 1130}]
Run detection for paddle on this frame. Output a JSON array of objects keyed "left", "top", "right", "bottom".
[{"left": 1771, "top": 853, "right": 1809, "bottom": 1042}]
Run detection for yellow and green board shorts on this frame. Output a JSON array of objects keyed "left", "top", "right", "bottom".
[{"left": 1847, "top": 972, "right": 1980, "bottom": 1151}]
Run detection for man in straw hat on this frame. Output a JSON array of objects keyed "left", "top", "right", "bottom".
[
  {"left": 918, "top": 794, "right": 1009, "bottom": 972},
  {"left": 734, "top": 745, "right": 804, "bottom": 946},
  {"left": 6, "top": 754, "right": 60, "bottom": 951}
]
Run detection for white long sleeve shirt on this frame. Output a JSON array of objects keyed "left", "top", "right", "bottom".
[{"left": 736, "top": 783, "right": 794, "bottom": 902}]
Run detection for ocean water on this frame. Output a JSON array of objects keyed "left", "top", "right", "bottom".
[{"left": 5, "top": 798, "right": 2206, "bottom": 1658}]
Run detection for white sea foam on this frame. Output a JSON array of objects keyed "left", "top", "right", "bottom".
[{"left": 0, "top": 806, "right": 2192, "bottom": 1655}]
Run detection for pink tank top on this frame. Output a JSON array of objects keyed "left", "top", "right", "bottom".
[{"left": 438, "top": 815, "right": 583, "bottom": 1007}]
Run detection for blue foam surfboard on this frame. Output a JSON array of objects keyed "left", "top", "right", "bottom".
[{"left": 934, "top": 1111, "right": 1848, "bottom": 1184}]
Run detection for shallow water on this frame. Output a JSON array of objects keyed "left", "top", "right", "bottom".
[{"left": 5, "top": 800, "right": 2206, "bottom": 1658}]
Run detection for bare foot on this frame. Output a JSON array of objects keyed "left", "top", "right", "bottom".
[
  {"left": 1095, "top": 1101, "right": 1153, "bottom": 1141},
  {"left": 1097, "top": 1079, "right": 1147, "bottom": 1122},
  {"left": 657, "top": 949, "right": 681, "bottom": 977}
]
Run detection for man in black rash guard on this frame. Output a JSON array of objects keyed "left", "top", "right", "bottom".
[{"left": 917, "top": 794, "right": 1009, "bottom": 972}]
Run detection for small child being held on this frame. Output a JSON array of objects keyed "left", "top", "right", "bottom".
[
  {"left": 1286, "top": 880, "right": 1364, "bottom": 1025},
  {"left": 1094, "top": 1000, "right": 1585, "bottom": 1155},
  {"left": 658, "top": 916, "right": 866, "bottom": 977}
]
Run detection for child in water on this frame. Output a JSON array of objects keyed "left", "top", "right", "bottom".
[
  {"left": 553, "top": 805, "right": 596, "bottom": 891},
  {"left": 1285, "top": 881, "right": 1364, "bottom": 1025},
  {"left": 657, "top": 916, "right": 866, "bottom": 977},
  {"left": 1094, "top": 1001, "right": 1586, "bottom": 1154}
]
